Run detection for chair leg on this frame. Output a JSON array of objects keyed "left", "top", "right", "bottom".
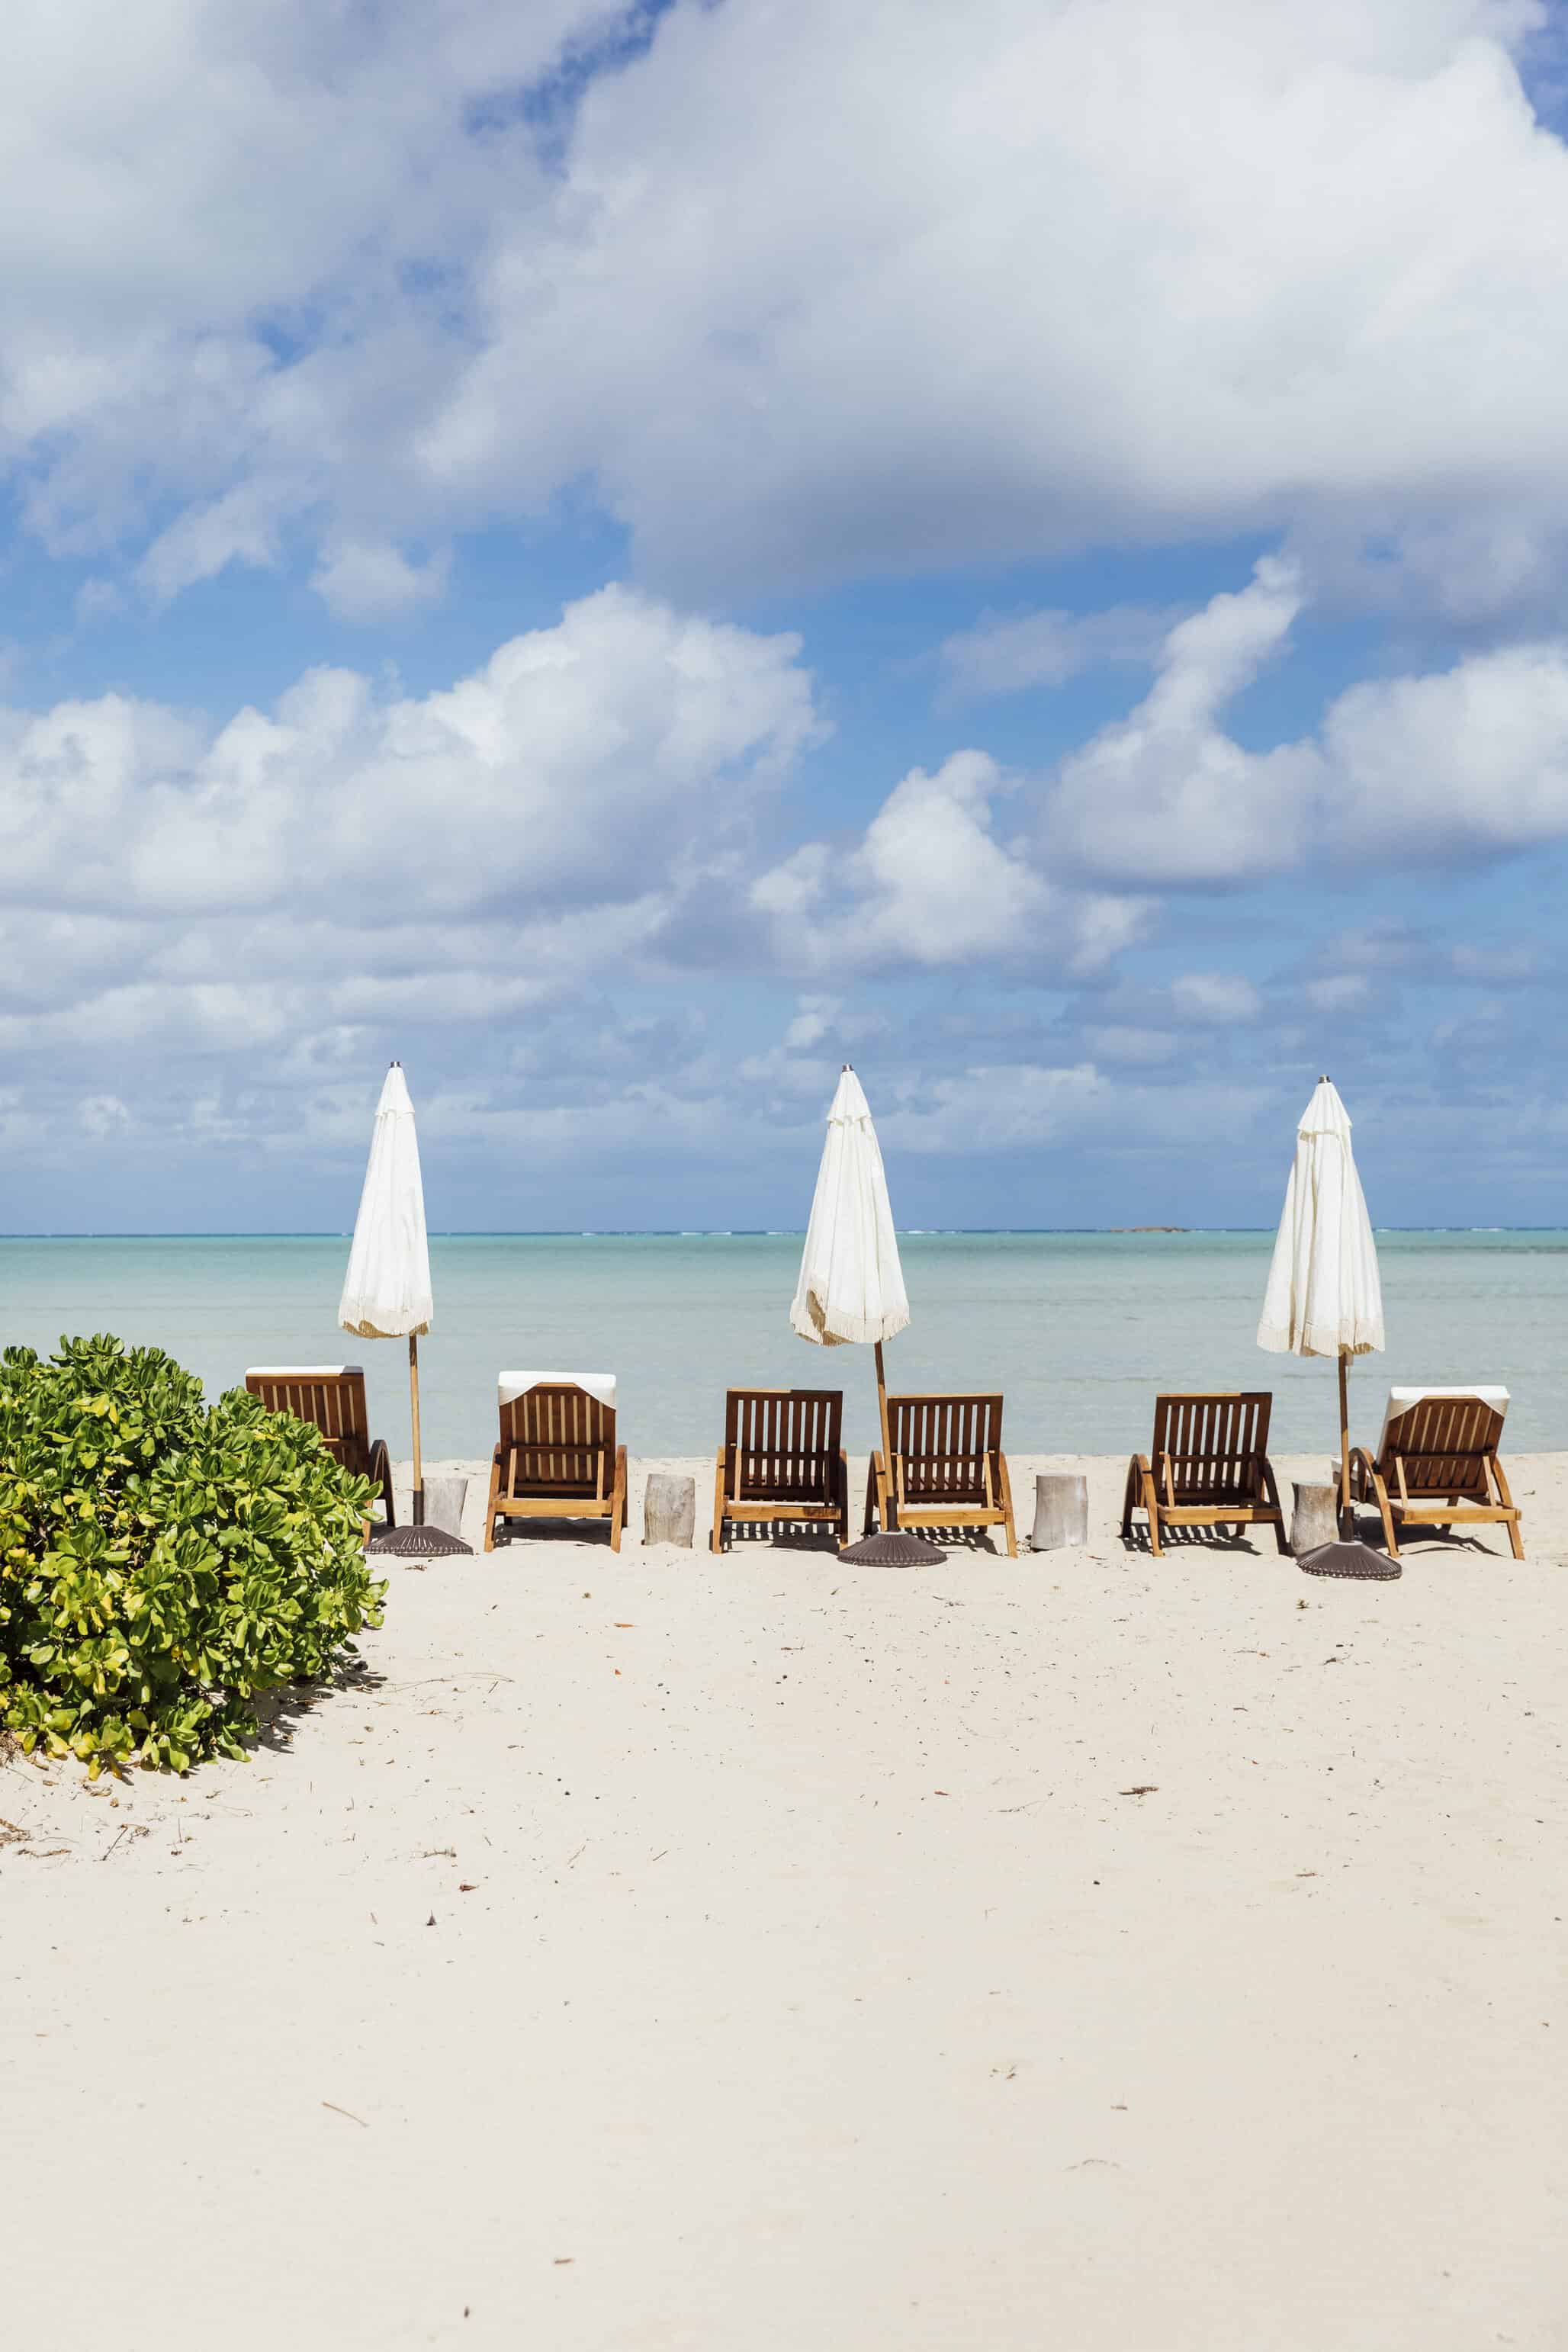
[
  {"left": 863, "top": 1453, "right": 879, "bottom": 1537},
  {"left": 998, "top": 1453, "right": 1017, "bottom": 1558},
  {"left": 1261, "top": 1459, "right": 1291, "bottom": 1554},
  {"left": 1120, "top": 1456, "right": 1139, "bottom": 1543},
  {"left": 1142, "top": 1470, "right": 1163, "bottom": 1557},
  {"left": 1489, "top": 1458, "right": 1525, "bottom": 1560},
  {"left": 1370, "top": 1473, "right": 1399, "bottom": 1559},
  {"left": 483, "top": 1447, "right": 502, "bottom": 1553},
  {"left": 610, "top": 1446, "right": 627, "bottom": 1552},
  {"left": 837, "top": 1449, "right": 850, "bottom": 1545},
  {"left": 711, "top": 1450, "right": 727, "bottom": 1554}
]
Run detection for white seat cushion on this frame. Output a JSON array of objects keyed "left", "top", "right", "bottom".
[
  {"left": 1378, "top": 1384, "right": 1509, "bottom": 1453},
  {"left": 498, "top": 1370, "right": 616, "bottom": 1411}
]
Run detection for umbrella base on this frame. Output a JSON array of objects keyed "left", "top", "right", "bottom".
[
  {"left": 367, "top": 1523, "right": 473, "bottom": 1560},
  {"left": 839, "top": 1529, "right": 947, "bottom": 1566},
  {"left": 1298, "top": 1539, "right": 1401, "bottom": 1581}
]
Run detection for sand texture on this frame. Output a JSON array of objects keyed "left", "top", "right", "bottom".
[{"left": 3, "top": 1452, "right": 1566, "bottom": 2349}]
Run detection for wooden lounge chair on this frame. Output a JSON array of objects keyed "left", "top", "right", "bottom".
[
  {"left": 485, "top": 1374, "right": 627, "bottom": 1551},
  {"left": 866, "top": 1394, "right": 1017, "bottom": 1555},
  {"left": 1348, "top": 1386, "right": 1522, "bottom": 1560},
  {"left": 244, "top": 1364, "right": 395, "bottom": 1525},
  {"left": 712, "top": 1388, "right": 848, "bottom": 1550},
  {"left": 1120, "top": 1392, "right": 1287, "bottom": 1557}
]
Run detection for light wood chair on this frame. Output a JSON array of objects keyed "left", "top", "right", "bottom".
[
  {"left": 485, "top": 1377, "right": 627, "bottom": 1551},
  {"left": 245, "top": 1365, "right": 394, "bottom": 1525},
  {"left": 1348, "top": 1388, "right": 1522, "bottom": 1560},
  {"left": 866, "top": 1394, "right": 1017, "bottom": 1555},
  {"left": 1120, "top": 1392, "right": 1287, "bottom": 1557},
  {"left": 712, "top": 1388, "right": 848, "bottom": 1550}
]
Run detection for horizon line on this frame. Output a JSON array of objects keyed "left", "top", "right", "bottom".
[{"left": 1, "top": 1226, "right": 1565, "bottom": 1241}]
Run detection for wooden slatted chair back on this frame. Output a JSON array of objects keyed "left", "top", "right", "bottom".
[
  {"left": 246, "top": 1370, "right": 374, "bottom": 1481},
  {"left": 499, "top": 1383, "right": 616, "bottom": 1500},
  {"left": 725, "top": 1389, "right": 842, "bottom": 1502},
  {"left": 1381, "top": 1396, "right": 1502, "bottom": 1499},
  {"left": 1149, "top": 1393, "right": 1271, "bottom": 1505},
  {"left": 888, "top": 1394, "right": 1003, "bottom": 1505}
]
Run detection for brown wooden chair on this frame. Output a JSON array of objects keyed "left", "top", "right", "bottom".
[
  {"left": 1120, "top": 1392, "right": 1287, "bottom": 1557},
  {"left": 712, "top": 1388, "right": 848, "bottom": 1550},
  {"left": 485, "top": 1375, "right": 627, "bottom": 1551},
  {"left": 1348, "top": 1387, "right": 1521, "bottom": 1560},
  {"left": 244, "top": 1365, "right": 394, "bottom": 1525},
  {"left": 866, "top": 1394, "right": 1017, "bottom": 1555}
]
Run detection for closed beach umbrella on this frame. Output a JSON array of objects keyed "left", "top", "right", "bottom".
[
  {"left": 1257, "top": 1075, "right": 1384, "bottom": 1533},
  {"left": 340, "top": 1062, "right": 435, "bottom": 1533},
  {"left": 792, "top": 1066, "right": 930, "bottom": 1560}
]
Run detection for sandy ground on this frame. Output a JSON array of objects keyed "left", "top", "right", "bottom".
[{"left": 3, "top": 1451, "right": 1566, "bottom": 2351}]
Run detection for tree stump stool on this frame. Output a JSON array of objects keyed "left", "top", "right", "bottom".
[
  {"left": 423, "top": 1473, "right": 469, "bottom": 1541},
  {"left": 1290, "top": 1481, "right": 1341, "bottom": 1558},
  {"left": 1031, "top": 1471, "right": 1088, "bottom": 1552},
  {"left": 644, "top": 1471, "right": 696, "bottom": 1549}
]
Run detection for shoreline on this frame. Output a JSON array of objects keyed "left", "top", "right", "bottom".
[{"left": 400, "top": 1450, "right": 1568, "bottom": 1560}]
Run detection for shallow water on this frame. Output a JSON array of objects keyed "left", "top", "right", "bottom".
[{"left": 1, "top": 1229, "right": 1562, "bottom": 1458}]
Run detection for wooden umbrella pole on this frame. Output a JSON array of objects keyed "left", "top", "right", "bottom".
[
  {"left": 409, "top": 1332, "right": 425, "bottom": 1527},
  {"left": 1338, "top": 1350, "right": 1351, "bottom": 1537},
  {"left": 873, "top": 1339, "right": 892, "bottom": 1530}
]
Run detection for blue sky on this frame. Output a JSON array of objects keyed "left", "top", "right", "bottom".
[{"left": 5, "top": 0, "right": 1568, "bottom": 1232}]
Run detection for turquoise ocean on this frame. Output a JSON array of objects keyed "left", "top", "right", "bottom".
[{"left": 0, "top": 1231, "right": 1562, "bottom": 1459}]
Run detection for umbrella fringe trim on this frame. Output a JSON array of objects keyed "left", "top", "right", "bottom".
[
  {"left": 790, "top": 1306, "right": 911, "bottom": 1348},
  {"left": 1256, "top": 1322, "right": 1383, "bottom": 1358}
]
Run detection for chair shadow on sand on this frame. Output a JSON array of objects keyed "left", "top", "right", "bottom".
[
  {"left": 490, "top": 1515, "right": 621, "bottom": 1550},
  {"left": 1120, "top": 1504, "right": 1502, "bottom": 1561},
  {"left": 715, "top": 1519, "right": 1011, "bottom": 1556},
  {"left": 1120, "top": 1520, "right": 1280, "bottom": 1557}
]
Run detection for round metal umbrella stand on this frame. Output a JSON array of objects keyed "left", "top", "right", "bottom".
[
  {"left": 368, "top": 1522, "right": 472, "bottom": 1559},
  {"left": 1297, "top": 1539, "right": 1400, "bottom": 1580},
  {"left": 839, "top": 1528, "right": 946, "bottom": 1566}
]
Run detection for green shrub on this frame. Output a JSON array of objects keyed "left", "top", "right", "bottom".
[{"left": 0, "top": 1334, "right": 384, "bottom": 1775}]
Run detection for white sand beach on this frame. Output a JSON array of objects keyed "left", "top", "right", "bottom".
[{"left": 4, "top": 1452, "right": 1566, "bottom": 2350}]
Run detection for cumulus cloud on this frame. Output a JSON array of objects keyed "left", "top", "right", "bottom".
[
  {"left": 1044, "top": 560, "right": 1568, "bottom": 882},
  {"left": 750, "top": 750, "right": 1150, "bottom": 978},
  {"left": 0, "top": 585, "right": 820, "bottom": 925},
  {"left": 1046, "top": 558, "right": 1319, "bottom": 882},
  {"left": 309, "top": 538, "right": 452, "bottom": 623},
  {"left": 6, "top": 2, "right": 1568, "bottom": 611}
]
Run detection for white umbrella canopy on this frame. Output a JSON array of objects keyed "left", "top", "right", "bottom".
[
  {"left": 790, "top": 1066, "right": 910, "bottom": 1351},
  {"left": 1257, "top": 1075, "right": 1383, "bottom": 1525},
  {"left": 791, "top": 1068, "right": 932, "bottom": 1560},
  {"left": 340, "top": 1062, "right": 434, "bottom": 1521}
]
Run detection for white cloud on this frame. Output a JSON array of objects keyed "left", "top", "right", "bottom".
[
  {"left": 5, "top": 3, "right": 1568, "bottom": 609},
  {"left": 751, "top": 750, "right": 1150, "bottom": 978},
  {"left": 1321, "top": 641, "right": 1568, "bottom": 855},
  {"left": 0, "top": 584, "right": 820, "bottom": 924},
  {"left": 1169, "top": 972, "right": 1263, "bottom": 1025},
  {"left": 1046, "top": 558, "right": 1319, "bottom": 882},
  {"left": 1044, "top": 562, "right": 1568, "bottom": 882},
  {"left": 77, "top": 1094, "right": 130, "bottom": 1138},
  {"left": 939, "top": 606, "right": 1181, "bottom": 699},
  {"left": 308, "top": 538, "right": 451, "bottom": 623},
  {"left": 872, "top": 1059, "right": 1264, "bottom": 1156},
  {"left": 416, "top": 0, "right": 1568, "bottom": 602}
]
